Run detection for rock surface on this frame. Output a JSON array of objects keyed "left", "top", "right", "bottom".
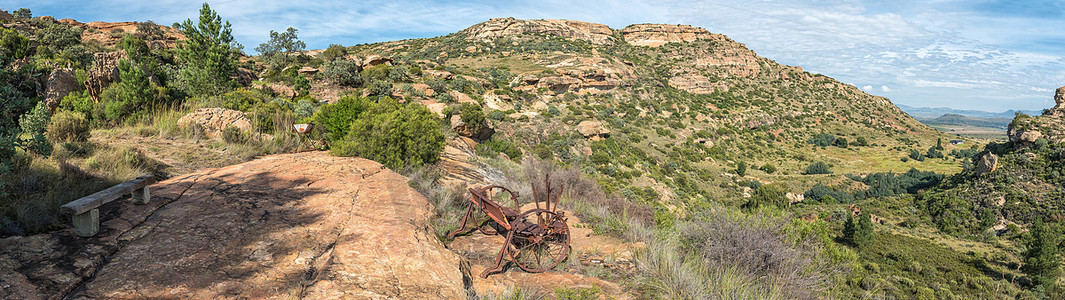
[
  {"left": 1056, "top": 85, "right": 1065, "bottom": 110},
  {"left": 620, "top": 24, "right": 718, "bottom": 47},
  {"left": 462, "top": 17, "right": 614, "bottom": 45},
  {"left": 44, "top": 68, "right": 77, "bottom": 111},
  {"left": 84, "top": 51, "right": 127, "bottom": 102},
  {"left": 177, "top": 108, "right": 254, "bottom": 137},
  {"left": 975, "top": 152, "right": 999, "bottom": 176},
  {"left": 58, "top": 152, "right": 467, "bottom": 298},
  {"left": 451, "top": 115, "right": 495, "bottom": 141},
  {"left": 576, "top": 121, "right": 611, "bottom": 140}
]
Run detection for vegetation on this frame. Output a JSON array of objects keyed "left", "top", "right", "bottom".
[
  {"left": 330, "top": 97, "right": 444, "bottom": 169},
  {"left": 174, "top": 3, "right": 241, "bottom": 96}
]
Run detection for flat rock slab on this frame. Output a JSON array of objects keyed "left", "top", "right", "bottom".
[{"left": 60, "top": 152, "right": 466, "bottom": 298}]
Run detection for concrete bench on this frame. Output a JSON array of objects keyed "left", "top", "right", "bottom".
[{"left": 61, "top": 175, "right": 156, "bottom": 237}]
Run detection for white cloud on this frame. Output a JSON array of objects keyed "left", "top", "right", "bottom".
[
  {"left": 912, "top": 80, "right": 976, "bottom": 89},
  {"left": 862, "top": 85, "right": 873, "bottom": 91},
  {"left": 880, "top": 86, "right": 891, "bottom": 92}
]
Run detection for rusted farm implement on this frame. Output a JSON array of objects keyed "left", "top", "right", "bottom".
[{"left": 448, "top": 176, "right": 571, "bottom": 278}]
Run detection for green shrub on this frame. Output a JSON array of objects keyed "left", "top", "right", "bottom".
[
  {"left": 46, "top": 111, "right": 90, "bottom": 142},
  {"left": 366, "top": 80, "right": 392, "bottom": 97},
  {"left": 102, "top": 59, "right": 169, "bottom": 121},
  {"left": 0, "top": 28, "right": 32, "bottom": 60},
  {"left": 487, "top": 110, "right": 506, "bottom": 121},
  {"left": 320, "top": 59, "right": 362, "bottom": 87},
  {"left": 808, "top": 133, "right": 836, "bottom": 147},
  {"left": 18, "top": 102, "right": 52, "bottom": 156},
  {"left": 360, "top": 64, "right": 391, "bottom": 82},
  {"left": 804, "top": 161, "right": 832, "bottom": 175},
  {"left": 221, "top": 126, "right": 247, "bottom": 144},
  {"left": 250, "top": 100, "right": 294, "bottom": 134},
  {"left": 760, "top": 163, "right": 777, "bottom": 174},
  {"left": 220, "top": 88, "right": 270, "bottom": 112},
  {"left": 475, "top": 137, "right": 523, "bottom": 161},
  {"left": 330, "top": 98, "right": 444, "bottom": 169},
  {"left": 294, "top": 98, "right": 316, "bottom": 119},
  {"left": 293, "top": 75, "right": 310, "bottom": 96},
  {"left": 319, "top": 44, "right": 347, "bottom": 61},
  {"left": 460, "top": 103, "right": 485, "bottom": 133},
  {"left": 745, "top": 183, "right": 788, "bottom": 209},
  {"left": 314, "top": 96, "right": 370, "bottom": 141},
  {"left": 735, "top": 161, "right": 747, "bottom": 176}
]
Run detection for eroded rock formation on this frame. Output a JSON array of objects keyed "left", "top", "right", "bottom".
[
  {"left": 620, "top": 24, "right": 718, "bottom": 47},
  {"left": 177, "top": 108, "right": 254, "bottom": 137},
  {"left": 461, "top": 17, "right": 614, "bottom": 45}
]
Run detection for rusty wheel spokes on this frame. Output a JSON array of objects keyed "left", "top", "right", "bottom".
[{"left": 510, "top": 211, "right": 570, "bottom": 273}]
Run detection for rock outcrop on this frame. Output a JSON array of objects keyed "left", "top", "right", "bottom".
[
  {"left": 974, "top": 153, "right": 998, "bottom": 176},
  {"left": 0, "top": 152, "right": 470, "bottom": 299},
  {"left": 84, "top": 51, "right": 127, "bottom": 102},
  {"left": 461, "top": 18, "right": 614, "bottom": 45},
  {"left": 451, "top": 115, "right": 495, "bottom": 140},
  {"left": 44, "top": 68, "right": 77, "bottom": 111},
  {"left": 362, "top": 55, "right": 392, "bottom": 69},
  {"left": 621, "top": 24, "right": 718, "bottom": 47},
  {"left": 177, "top": 108, "right": 253, "bottom": 137},
  {"left": 576, "top": 121, "right": 610, "bottom": 140},
  {"left": 1056, "top": 85, "right": 1065, "bottom": 110}
]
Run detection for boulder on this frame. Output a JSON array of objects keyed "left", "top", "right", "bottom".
[
  {"left": 362, "top": 55, "right": 392, "bottom": 69},
  {"left": 450, "top": 91, "right": 478, "bottom": 104},
  {"left": 974, "top": 153, "right": 998, "bottom": 176},
  {"left": 297, "top": 66, "right": 319, "bottom": 75},
  {"left": 537, "top": 76, "right": 582, "bottom": 93},
  {"left": 411, "top": 83, "right": 433, "bottom": 97},
  {"left": 177, "top": 108, "right": 253, "bottom": 137},
  {"left": 419, "top": 100, "right": 447, "bottom": 118},
  {"left": 450, "top": 115, "right": 494, "bottom": 141},
  {"left": 424, "top": 69, "right": 454, "bottom": 80},
  {"left": 1007, "top": 126, "right": 1043, "bottom": 145},
  {"left": 576, "top": 121, "right": 610, "bottom": 140},
  {"left": 44, "top": 68, "right": 77, "bottom": 111},
  {"left": 1055, "top": 85, "right": 1065, "bottom": 110}
]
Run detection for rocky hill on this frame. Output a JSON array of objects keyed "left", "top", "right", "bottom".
[{"left": 919, "top": 86, "right": 1065, "bottom": 237}]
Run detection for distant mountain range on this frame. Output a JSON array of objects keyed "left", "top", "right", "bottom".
[{"left": 897, "top": 104, "right": 1041, "bottom": 119}]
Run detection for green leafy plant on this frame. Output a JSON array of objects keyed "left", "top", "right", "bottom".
[{"left": 331, "top": 98, "right": 444, "bottom": 169}]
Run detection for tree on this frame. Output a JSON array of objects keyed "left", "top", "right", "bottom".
[
  {"left": 843, "top": 211, "right": 874, "bottom": 247},
  {"left": 13, "top": 8, "right": 31, "bottom": 19},
  {"left": 102, "top": 59, "right": 167, "bottom": 121},
  {"left": 935, "top": 138, "right": 944, "bottom": 150},
  {"left": 1022, "top": 221, "right": 1061, "bottom": 289},
  {"left": 293, "top": 75, "right": 310, "bottom": 97},
  {"left": 135, "top": 20, "right": 165, "bottom": 41},
  {"left": 255, "top": 27, "right": 305, "bottom": 68},
  {"left": 735, "top": 161, "right": 747, "bottom": 176},
  {"left": 331, "top": 98, "right": 444, "bottom": 169},
  {"left": 808, "top": 133, "right": 836, "bottom": 147},
  {"left": 174, "top": 3, "right": 241, "bottom": 96}
]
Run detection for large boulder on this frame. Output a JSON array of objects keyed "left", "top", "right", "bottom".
[
  {"left": 177, "top": 108, "right": 253, "bottom": 137},
  {"left": 1007, "top": 126, "right": 1043, "bottom": 145},
  {"left": 362, "top": 55, "right": 392, "bottom": 69},
  {"left": 576, "top": 120, "right": 610, "bottom": 140},
  {"left": 44, "top": 68, "right": 77, "bottom": 111},
  {"left": 974, "top": 153, "right": 999, "bottom": 176}
]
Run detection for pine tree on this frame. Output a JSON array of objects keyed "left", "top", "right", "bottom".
[
  {"left": 1022, "top": 221, "right": 1061, "bottom": 289},
  {"left": 842, "top": 213, "right": 857, "bottom": 246},
  {"left": 174, "top": 3, "right": 240, "bottom": 97},
  {"left": 857, "top": 211, "right": 875, "bottom": 246}
]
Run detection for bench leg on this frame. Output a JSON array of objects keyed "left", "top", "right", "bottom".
[
  {"left": 72, "top": 209, "right": 99, "bottom": 237},
  {"left": 132, "top": 186, "right": 150, "bottom": 205}
]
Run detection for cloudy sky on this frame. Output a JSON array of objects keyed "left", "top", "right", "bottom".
[{"left": 6, "top": 0, "right": 1063, "bottom": 112}]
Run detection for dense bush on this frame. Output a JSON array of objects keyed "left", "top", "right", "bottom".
[
  {"left": 46, "top": 111, "right": 90, "bottom": 142},
  {"left": 18, "top": 102, "right": 52, "bottom": 156},
  {"left": 808, "top": 133, "right": 837, "bottom": 147},
  {"left": 220, "top": 88, "right": 269, "bottom": 112},
  {"left": 460, "top": 103, "right": 485, "bottom": 133},
  {"left": 101, "top": 59, "right": 169, "bottom": 121},
  {"left": 804, "top": 161, "right": 833, "bottom": 175},
  {"left": 475, "top": 137, "right": 523, "bottom": 161},
  {"left": 804, "top": 183, "right": 853, "bottom": 203},
  {"left": 314, "top": 96, "right": 369, "bottom": 141},
  {"left": 855, "top": 168, "right": 942, "bottom": 199},
  {"left": 360, "top": 64, "right": 391, "bottom": 82},
  {"left": 319, "top": 44, "right": 347, "bottom": 61},
  {"left": 366, "top": 80, "right": 392, "bottom": 97},
  {"left": 320, "top": 59, "right": 362, "bottom": 87},
  {"left": 330, "top": 98, "right": 444, "bottom": 169},
  {"left": 744, "top": 183, "right": 788, "bottom": 209},
  {"left": 760, "top": 163, "right": 777, "bottom": 174},
  {"left": 0, "top": 28, "right": 32, "bottom": 60}
]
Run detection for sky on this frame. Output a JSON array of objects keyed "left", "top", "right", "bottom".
[{"left": 5, "top": 0, "right": 1064, "bottom": 112}]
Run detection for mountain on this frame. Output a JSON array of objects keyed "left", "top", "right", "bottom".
[
  {"left": 897, "top": 104, "right": 1041, "bottom": 119},
  {"left": 918, "top": 113, "right": 1011, "bottom": 129}
]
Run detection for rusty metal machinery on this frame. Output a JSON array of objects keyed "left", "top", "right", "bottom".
[{"left": 448, "top": 175, "right": 570, "bottom": 278}]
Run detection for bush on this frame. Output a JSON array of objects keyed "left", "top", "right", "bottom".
[
  {"left": 293, "top": 75, "right": 310, "bottom": 96},
  {"left": 460, "top": 103, "right": 485, "bottom": 133},
  {"left": 804, "top": 161, "right": 833, "bottom": 175},
  {"left": 320, "top": 44, "right": 347, "bottom": 61},
  {"left": 735, "top": 161, "right": 748, "bottom": 176},
  {"left": 360, "top": 64, "right": 391, "bottom": 82},
  {"left": 808, "top": 133, "right": 837, "bottom": 147},
  {"left": 476, "top": 137, "right": 523, "bottom": 161},
  {"left": 487, "top": 110, "right": 506, "bottom": 121},
  {"left": 18, "top": 102, "right": 52, "bottom": 156},
  {"left": 46, "top": 111, "right": 90, "bottom": 142},
  {"left": 221, "top": 126, "right": 247, "bottom": 144},
  {"left": 330, "top": 98, "right": 444, "bottom": 169},
  {"left": 314, "top": 96, "right": 370, "bottom": 141},
  {"left": 101, "top": 60, "right": 169, "bottom": 121},
  {"left": 366, "top": 80, "right": 392, "bottom": 97},
  {"left": 220, "top": 88, "right": 270, "bottom": 112},
  {"left": 745, "top": 183, "right": 788, "bottom": 209},
  {"left": 760, "top": 163, "right": 777, "bottom": 174},
  {"left": 0, "top": 28, "right": 32, "bottom": 60},
  {"left": 320, "top": 59, "right": 362, "bottom": 87}
]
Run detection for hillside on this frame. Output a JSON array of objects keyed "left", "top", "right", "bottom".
[{"left": 5, "top": 7, "right": 1058, "bottom": 298}]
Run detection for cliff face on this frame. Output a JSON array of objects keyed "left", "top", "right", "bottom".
[
  {"left": 620, "top": 23, "right": 721, "bottom": 47},
  {"left": 460, "top": 17, "right": 615, "bottom": 45}
]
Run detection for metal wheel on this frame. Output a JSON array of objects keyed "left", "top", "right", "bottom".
[{"left": 509, "top": 210, "right": 570, "bottom": 273}]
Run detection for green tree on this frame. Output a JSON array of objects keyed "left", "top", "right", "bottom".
[
  {"left": 1022, "top": 221, "right": 1061, "bottom": 289},
  {"left": 254, "top": 27, "right": 305, "bottom": 68},
  {"left": 293, "top": 75, "right": 310, "bottom": 97},
  {"left": 935, "top": 138, "right": 944, "bottom": 150},
  {"left": 174, "top": 3, "right": 241, "bottom": 96},
  {"left": 736, "top": 161, "right": 747, "bottom": 176},
  {"left": 135, "top": 20, "right": 165, "bottom": 41},
  {"left": 102, "top": 59, "right": 167, "bottom": 121},
  {"left": 18, "top": 102, "right": 52, "bottom": 156},
  {"left": 842, "top": 212, "right": 874, "bottom": 247},
  {"left": 0, "top": 28, "right": 32, "bottom": 60},
  {"left": 842, "top": 213, "right": 857, "bottom": 245},
  {"left": 13, "top": 8, "right": 31, "bottom": 19},
  {"left": 460, "top": 103, "right": 485, "bottom": 134}
]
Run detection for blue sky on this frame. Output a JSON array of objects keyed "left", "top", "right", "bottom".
[{"left": 5, "top": 0, "right": 1063, "bottom": 112}]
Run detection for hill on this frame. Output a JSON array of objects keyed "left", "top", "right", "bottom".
[{"left": 898, "top": 104, "right": 1040, "bottom": 119}]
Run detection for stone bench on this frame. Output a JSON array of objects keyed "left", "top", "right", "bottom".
[{"left": 61, "top": 175, "right": 156, "bottom": 237}]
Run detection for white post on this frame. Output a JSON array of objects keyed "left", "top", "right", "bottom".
[{"left": 132, "top": 186, "right": 150, "bottom": 205}]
